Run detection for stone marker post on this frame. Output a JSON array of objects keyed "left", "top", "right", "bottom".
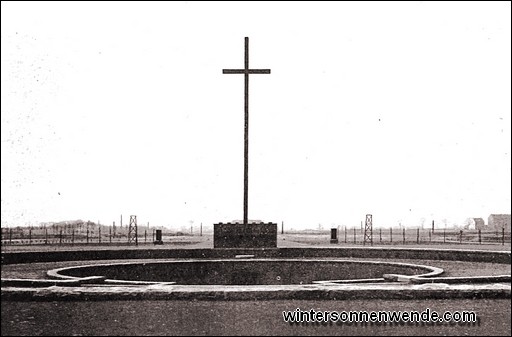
[
  {"left": 330, "top": 228, "right": 338, "bottom": 244},
  {"left": 154, "top": 229, "right": 163, "bottom": 245}
]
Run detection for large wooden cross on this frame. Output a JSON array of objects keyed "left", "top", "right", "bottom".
[{"left": 223, "top": 37, "right": 271, "bottom": 226}]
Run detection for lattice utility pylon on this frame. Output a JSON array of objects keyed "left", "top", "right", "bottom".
[
  {"left": 128, "top": 215, "right": 138, "bottom": 245},
  {"left": 363, "top": 214, "right": 373, "bottom": 246}
]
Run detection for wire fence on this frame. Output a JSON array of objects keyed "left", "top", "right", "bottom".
[
  {"left": 285, "top": 227, "right": 511, "bottom": 246},
  {"left": 1, "top": 226, "right": 510, "bottom": 248},
  {"left": 0, "top": 226, "right": 198, "bottom": 248}
]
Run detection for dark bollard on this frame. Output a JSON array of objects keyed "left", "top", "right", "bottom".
[
  {"left": 154, "top": 229, "right": 163, "bottom": 245},
  {"left": 459, "top": 230, "right": 463, "bottom": 244},
  {"left": 502, "top": 227, "right": 505, "bottom": 246},
  {"left": 403, "top": 228, "right": 405, "bottom": 244},
  {"left": 353, "top": 228, "right": 356, "bottom": 244},
  {"left": 330, "top": 228, "right": 338, "bottom": 244},
  {"left": 344, "top": 227, "right": 347, "bottom": 243},
  {"left": 417, "top": 228, "right": 420, "bottom": 244},
  {"left": 390, "top": 228, "right": 392, "bottom": 243},
  {"left": 478, "top": 229, "right": 481, "bottom": 244}
]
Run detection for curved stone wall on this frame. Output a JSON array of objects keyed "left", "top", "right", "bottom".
[{"left": 2, "top": 247, "right": 510, "bottom": 265}]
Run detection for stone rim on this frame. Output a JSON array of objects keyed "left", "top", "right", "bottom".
[{"left": 46, "top": 258, "right": 444, "bottom": 285}]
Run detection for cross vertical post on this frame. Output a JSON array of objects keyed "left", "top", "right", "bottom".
[
  {"left": 223, "top": 37, "right": 270, "bottom": 226},
  {"left": 244, "top": 37, "right": 249, "bottom": 228}
]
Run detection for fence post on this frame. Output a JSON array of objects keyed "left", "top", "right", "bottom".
[
  {"left": 110, "top": 228, "right": 112, "bottom": 243},
  {"left": 502, "top": 227, "right": 505, "bottom": 246},
  {"left": 478, "top": 229, "right": 481, "bottom": 244},
  {"left": 379, "top": 228, "right": 382, "bottom": 243},
  {"left": 45, "top": 228, "right": 48, "bottom": 245},
  {"left": 443, "top": 228, "right": 446, "bottom": 243},
  {"left": 417, "top": 228, "right": 419, "bottom": 244},
  {"left": 390, "top": 228, "right": 393, "bottom": 243},
  {"left": 145, "top": 230, "right": 147, "bottom": 243},
  {"left": 353, "top": 228, "right": 356, "bottom": 244},
  {"left": 9, "top": 229, "right": 12, "bottom": 245},
  {"left": 86, "top": 229, "right": 89, "bottom": 244},
  {"left": 403, "top": 228, "right": 405, "bottom": 244},
  {"left": 344, "top": 227, "right": 347, "bottom": 243},
  {"left": 459, "top": 230, "right": 463, "bottom": 244},
  {"left": 72, "top": 230, "right": 74, "bottom": 245},
  {"left": 29, "top": 228, "right": 32, "bottom": 245},
  {"left": 99, "top": 227, "right": 101, "bottom": 244},
  {"left": 59, "top": 230, "right": 63, "bottom": 245}
]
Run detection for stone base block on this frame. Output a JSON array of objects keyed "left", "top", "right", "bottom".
[{"left": 214, "top": 222, "right": 277, "bottom": 248}]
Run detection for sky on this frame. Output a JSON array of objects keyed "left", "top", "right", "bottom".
[{"left": 1, "top": 1, "right": 511, "bottom": 230}]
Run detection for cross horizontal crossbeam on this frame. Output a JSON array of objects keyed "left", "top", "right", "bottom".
[{"left": 223, "top": 69, "right": 271, "bottom": 74}]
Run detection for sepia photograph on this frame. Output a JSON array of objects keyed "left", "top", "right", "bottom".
[{"left": 1, "top": 1, "right": 511, "bottom": 336}]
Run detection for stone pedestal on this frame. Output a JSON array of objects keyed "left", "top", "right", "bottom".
[
  {"left": 214, "top": 222, "right": 277, "bottom": 248},
  {"left": 154, "top": 229, "right": 163, "bottom": 245},
  {"left": 330, "top": 228, "right": 339, "bottom": 244}
]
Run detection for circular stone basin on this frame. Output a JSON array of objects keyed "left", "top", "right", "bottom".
[{"left": 48, "top": 259, "right": 442, "bottom": 285}]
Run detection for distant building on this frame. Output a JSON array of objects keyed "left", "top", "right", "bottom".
[
  {"left": 467, "top": 218, "right": 485, "bottom": 230},
  {"left": 488, "top": 214, "right": 511, "bottom": 231}
]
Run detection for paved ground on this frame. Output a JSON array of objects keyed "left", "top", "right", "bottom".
[
  {"left": 1, "top": 298, "right": 510, "bottom": 336},
  {"left": 1, "top": 239, "right": 510, "bottom": 336}
]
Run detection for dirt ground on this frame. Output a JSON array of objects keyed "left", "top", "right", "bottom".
[{"left": 1, "top": 233, "right": 511, "bottom": 253}]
